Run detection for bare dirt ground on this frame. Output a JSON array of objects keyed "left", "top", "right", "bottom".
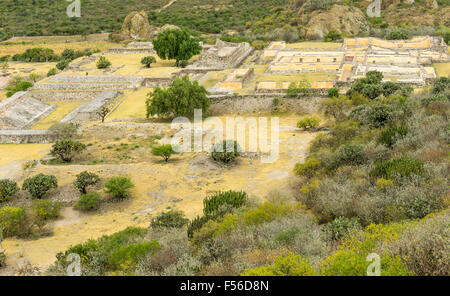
[{"left": 0, "top": 115, "right": 317, "bottom": 273}]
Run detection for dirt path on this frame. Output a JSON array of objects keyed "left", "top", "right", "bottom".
[{"left": 156, "top": 0, "right": 177, "bottom": 13}]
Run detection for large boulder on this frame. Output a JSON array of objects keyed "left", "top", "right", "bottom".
[{"left": 120, "top": 11, "right": 152, "bottom": 40}]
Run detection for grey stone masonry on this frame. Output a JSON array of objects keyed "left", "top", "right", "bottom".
[
  {"left": 0, "top": 92, "right": 56, "bottom": 129},
  {"left": 48, "top": 75, "right": 144, "bottom": 84},
  {"left": 60, "top": 91, "right": 122, "bottom": 125},
  {"left": 0, "top": 129, "right": 57, "bottom": 144}
]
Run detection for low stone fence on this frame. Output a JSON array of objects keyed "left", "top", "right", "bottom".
[
  {"left": 30, "top": 91, "right": 104, "bottom": 101},
  {"left": 208, "top": 94, "right": 320, "bottom": 114},
  {"left": 141, "top": 77, "right": 174, "bottom": 87},
  {"left": 48, "top": 75, "right": 144, "bottom": 84},
  {"left": 0, "top": 129, "right": 57, "bottom": 144},
  {"left": 105, "top": 47, "right": 155, "bottom": 54},
  {"left": 32, "top": 83, "right": 135, "bottom": 91}
]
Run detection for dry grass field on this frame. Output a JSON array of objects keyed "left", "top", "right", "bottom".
[{"left": 31, "top": 101, "right": 85, "bottom": 130}]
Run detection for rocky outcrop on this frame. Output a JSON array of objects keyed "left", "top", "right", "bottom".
[
  {"left": 120, "top": 11, "right": 152, "bottom": 40},
  {"left": 302, "top": 5, "right": 369, "bottom": 40}
]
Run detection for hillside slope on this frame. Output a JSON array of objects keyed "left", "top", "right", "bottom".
[{"left": 0, "top": 0, "right": 449, "bottom": 41}]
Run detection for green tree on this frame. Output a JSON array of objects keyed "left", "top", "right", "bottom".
[
  {"left": 151, "top": 144, "right": 176, "bottom": 162},
  {"left": 141, "top": 56, "right": 156, "bottom": 68},
  {"left": 105, "top": 177, "right": 134, "bottom": 199},
  {"left": 146, "top": 75, "right": 209, "bottom": 118},
  {"left": 22, "top": 174, "right": 58, "bottom": 199},
  {"left": 73, "top": 171, "right": 100, "bottom": 194},
  {"left": 0, "top": 179, "right": 19, "bottom": 202},
  {"left": 0, "top": 207, "right": 28, "bottom": 237},
  {"left": 51, "top": 139, "right": 86, "bottom": 162},
  {"left": 152, "top": 29, "right": 201, "bottom": 66}
]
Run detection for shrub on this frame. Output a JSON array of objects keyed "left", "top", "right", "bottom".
[
  {"left": 0, "top": 179, "right": 19, "bottom": 202},
  {"left": 151, "top": 144, "right": 176, "bottom": 162},
  {"left": 294, "top": 156, "right": 321, "bottom": 178},
  {"left": 47, "top": 67, "right": 57, "bottom": 77},
  {"left": 385, "top": 30, "right": 410, "bottom": 40},
  {"left": 371, "top": 158, "right": 424, "bottom": 179},
  {"left": 320, "top": 250, "right": 412, "bottom": 276},
  {"left": 381, "top": 81, "right": 401, "bottom": 97},
  {"left": 203, "top": 190, "right": 247, "bottom": 217},
  {"left": 377, "top": 126, "right": 408, "bottom": 148},
  {"left": 73, "top": 171, "right": 100, "bottom": 194},
  {"left": 22, "top": 174, "right": 58, "bottom": 199},
  {"left": 320, "top": 96, "right": 351, "bottom": 119},
  {"left": 0, "top": 207, "right": 28, "bottom": 237},
  {"left": 328, "top": 88, "right": 339, "bottom": 98},
  {"left": 31, "top": 199, "right": 62, "bottom": 221},
  {"left": 404, "top": 196, "right": 436, "bottom": 219},
  {"left": 324, "top": 30, "right": 342, "bottom": 42},
  {"left": 51, "top": 139, "right": 86, "bottom": 162},
  {"left": 243, "top": 201, "right": 303, "bottom": 226},
  {"left": 367, "top": 105, "right": 394, "bottom": 128},
  {"left": 48, "top": 122, "right": 79, "bottom": 140},
  {"left": 151, "top": 210, "right": 189, "bottom": 228},
  {"left": 297, "top": 117, "right": 320, "bottom": 130},
  {"left": 5, "top": 76, "right": 33, "bottom": 97},
  {"left": 210, "top": 140, "right": 241, "bottom": 164},
  {"left": 104, "top": 177, "right": 134, "bottom": 199},
  {"left": 75, "top": 193, "right": 101, "bottom": 211},
  {"left": 242, "top": 253, "right": 317, "bottom": 276},
  {"left": 432, "top": 77, "right": 450, "bottom": 94},
  {"left": 56, "top": 59, "right": 70, "bottom": 70},
  {"left": 333, "top": 145, "right": 364, "bottom": 167},
  {"left": 323, "top": 217, "right": 361, "bottom": 241},
  {"left": 96, "top": 56, "right": 111, "bottom": 69},
  {"left": 108, "top": 240, "right": 161, "bottom": 271},
  {"left": 141, "top": 56, "right": 156, "bottom": 68}
]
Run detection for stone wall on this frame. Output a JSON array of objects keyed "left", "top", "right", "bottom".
[
  {"left": 32, "top": 83, "right": 135, "bottom": 91},
  {"left": 208, "top": 94, "right": 320, "bottom": 114},
  {"left": 30, "top": 91, "right": 104, "bottom": 101},
  {"left": 48, "top": 75, "right": 144, "bottom": 84},
  {"left": 0, "top": 129, "right": 57, "bottom": 144}
]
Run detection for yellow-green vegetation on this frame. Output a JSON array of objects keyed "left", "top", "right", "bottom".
[
  {"left": 107, "top": 88, "right": 153, "bottom": 120},
  {"left": 31, "top": 101, "right": 85, "bottom": 130}
]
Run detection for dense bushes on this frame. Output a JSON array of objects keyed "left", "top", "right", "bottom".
[
  {"left": 188, "top": 191, "right": 248, "bottom": 238},
  {"left": 0, "top": 206, "right": 28, "bottom": 237},
  {"left": 370, "top": 158, "right": 424, "bottom": 179},
  {"left": 22, "top": 174, "right": 58, "bottom": 199},
  {"left": 53, "top": 226, "right": 151, "bottom": 275},
  {"left": 12, "top": 48, "right": 59, "bottom": 62},
  {"left": 0, "top": 179, "right": 19, "bottom": 202},
  {"left": 75, "top": 193, "right": 101, "bottom": 211},
  {"left": 242, "top": 253, "right": 317, "bottom": 276},
  {"left": 151, "top": 210, "right": 189, "bottom": 229},
  {"left": 5, "top": 76, "right": 33, "bottom": 97}
]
